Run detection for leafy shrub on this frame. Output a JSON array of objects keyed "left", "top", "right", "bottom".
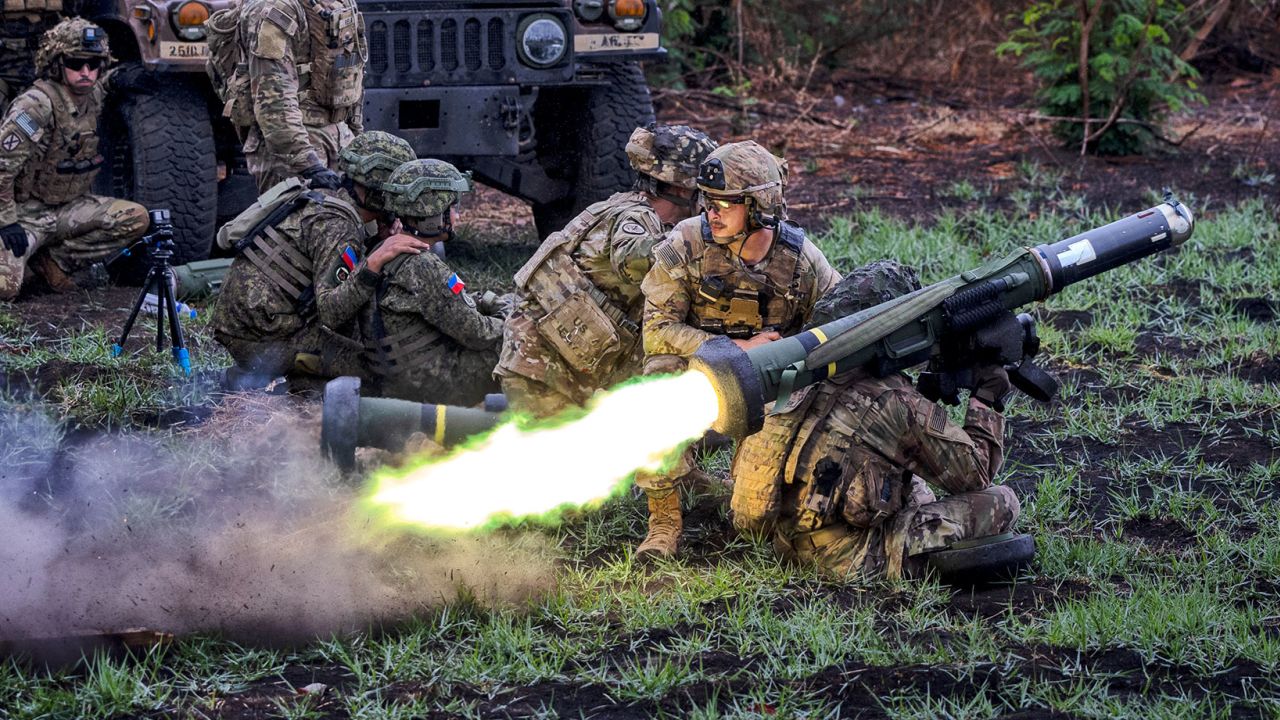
[{"left": 997, "top": 0, "right": 1205, "bottom": 155}]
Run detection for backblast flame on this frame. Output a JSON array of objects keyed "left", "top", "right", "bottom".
[{"left": 363, "top": 371, "right": 721, "bottom": 532}]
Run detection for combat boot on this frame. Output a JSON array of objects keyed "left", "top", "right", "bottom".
[{"left": 636, "top": 489, "right": 682, "bottom": 560}]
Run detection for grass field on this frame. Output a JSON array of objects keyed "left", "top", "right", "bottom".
[{"left": 0, "top": 191, "right": 1277, "bottom": 719}]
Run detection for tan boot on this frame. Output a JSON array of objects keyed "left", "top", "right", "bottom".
[{"left": 636, "top": 490, "right": 682, "bottom": 560}]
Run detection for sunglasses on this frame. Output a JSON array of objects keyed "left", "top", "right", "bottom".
[
  {"left": 63, "top": 57, "right": 104, "bottom": 72},
  {"left": 704, "top": 196, "right": 746, "bottom": 211}
]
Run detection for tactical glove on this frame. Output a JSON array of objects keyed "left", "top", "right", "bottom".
[
  {"left": 1, "top": 223, "right": 28, "bottom": 258},
  {"left": 302, "top": 165, "right": 343, "bottom": 190},
  {"left": 972, "top": 364, "right": 1011, "bottom": 411}
]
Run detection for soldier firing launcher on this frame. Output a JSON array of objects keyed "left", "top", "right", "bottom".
[{"left": 691, "top": 197, "right": 1195, "bottom": 439}]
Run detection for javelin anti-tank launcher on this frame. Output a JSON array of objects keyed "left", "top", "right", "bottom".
[{"left": 691, "top": 196, "right": 1194, "bottom": 440}]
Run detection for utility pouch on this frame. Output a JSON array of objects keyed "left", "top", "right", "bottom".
[
  {"left": 535, "top": 289, "right": 623, "bottom": 376},
  {"left": 838, "top": 447, "right": 907, "bottom": 529}
]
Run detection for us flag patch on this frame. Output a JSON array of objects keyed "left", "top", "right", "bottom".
[{"left": 13, "top": 111, "right": 38, "bottom": 138}]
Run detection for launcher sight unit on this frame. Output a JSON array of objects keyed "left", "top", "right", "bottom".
[{"left": 691, "top": 198, "right": 1195, "bottom": 439}]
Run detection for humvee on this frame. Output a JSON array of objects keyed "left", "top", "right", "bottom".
[{"left": 4, "top": 0, "right": 661, "bottom": 262}]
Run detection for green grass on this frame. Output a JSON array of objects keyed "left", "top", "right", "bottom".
[{"left": 1, "top": 197, "right": 1278, "bottom": 717}]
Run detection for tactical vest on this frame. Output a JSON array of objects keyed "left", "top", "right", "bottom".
[
  {"left": 237, "top": 190, "right": 362, "bottom": 315},
  {"left": 15, "top": 79, "right": 105, "bottom": 206},
  {"left": 691, "top": 219, "right": 807, "bottom": 339},
  {"left": 361, "top": 254, "right": 445, "bottom": 378},
  {"left": 239, "top": 0, "right": 365, "bottom": 127},
  {"left": 511, "top": 193, "right": 653, "bottom": 378},
  {"left": 731, "top": 373, "right": 916, "bottom": 534}
]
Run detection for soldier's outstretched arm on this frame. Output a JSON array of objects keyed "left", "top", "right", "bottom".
[
  {"left": 307, "top": 215, "right": 380, "bottom": 328},
  {"left": 0, "top": 93, "right": 51, "bottom": 226},
  {"left": 859, "top": 385, "right": 1005, "bottom": 496},
  {"left": 640, "top": 238, "right": 714, "bottom": 357},
  {"left": 245, "top": 4, "right": 320, "bottom": 173}
]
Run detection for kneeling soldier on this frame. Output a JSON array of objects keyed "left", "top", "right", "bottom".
[
  {"left": 730, "top": 262, "right": 1022, "bottom": 580},
  {"left": 0, "top": 19, "right": 149, "bottom": 299},
  {"left": 495, "top": 123, "right": 718, "bottom": 417},
  {"left": 361, "top": 159, "right": 506, "bottom": 406},
  {"left": 212, "top": 130, "right": 423, "bottom": 387}
]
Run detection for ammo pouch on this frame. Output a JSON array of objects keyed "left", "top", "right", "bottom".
[
  {"left": 786, "top": 381, "right": 908, "bottom": 532},
  {"left": 696, "top": 282, "right": 766, "bottom": 339},
  {"left": 525, "top": 253, "right": 632, "bottom": 377}
]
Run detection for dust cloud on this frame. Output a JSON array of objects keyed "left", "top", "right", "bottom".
[{"left": 0, "top": 395, "right": 557, "bottom": 656}]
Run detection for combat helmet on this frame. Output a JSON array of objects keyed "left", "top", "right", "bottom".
[
  {"left": 382, "top": 159, "right": 473, "bottom": 236},
  {"left": 806, "top": 260, "right": 922, "bottom": 330},
  {"left": 36, "top": 18, "right": 111, "bottom": 81},
  {"left": 695, "top": 140, "right": 788, "bottom": 239},
  {"left": 337, "top": 131, "right": 417, "bottom": 213},
  {"left": 626, "top": 123, "right": 718, "bottom": 191}
]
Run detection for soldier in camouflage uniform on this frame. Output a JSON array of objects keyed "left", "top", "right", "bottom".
[
  {"left": 212, "top": 131, "right": 425, "bottom": 386},
  {"left": 1, "top": 10, "right": 61, "bottom": 118},
  {"left": 730, "top": 262, "right": 1021, "bottom": 580},
  {"left": 636, "top": 140, "right": 841, "bottom": 558},
  {"left": 361, "top": 158, "right": 507, "bottom": 406},
  {"left": 0, "top": 18, "right": 150, "bottom": 300},
  {"left": 238, "top": 0, "right": 366, "bottom": 193},
  {"left": 495, "top": 123, "right": 718, "bottom": 417}
]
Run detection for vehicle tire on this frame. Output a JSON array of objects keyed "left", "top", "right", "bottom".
[
  {"left": 531, "top": 61, "right": 654, "bottom": 237},
  {"left": 97, "top": 70, "right": 218, "bottom": 266}
]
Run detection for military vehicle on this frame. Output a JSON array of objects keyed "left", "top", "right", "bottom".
[{"left": 4, "top": 0, "right": 661, "bottom": 263}]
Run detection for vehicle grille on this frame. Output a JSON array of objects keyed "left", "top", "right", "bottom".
[{"left": 365, "top": 10, "right": 547, "bottom": 87}]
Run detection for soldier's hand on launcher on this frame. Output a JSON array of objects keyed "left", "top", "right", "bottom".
[
  {"left": 367, "top": 233, "right": 432, "bottom": 273},
  {"left": 732, "top": 330, "right": 781, "bottom": 351},
  {"left": 0, "top": 223, "right": 28, "bottom": 258}
]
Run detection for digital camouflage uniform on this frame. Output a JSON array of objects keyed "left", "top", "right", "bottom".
[
  {"left": 0, "top": 19, "right": 148, "bottom": 299},
  {"left": 211, "top": 130, "right": 416, "bottom": 379},
  {"left": 239, "top": 0, "right": 365, "bottom": 192},
  {"left": 635, "top": 140, "right": 839, "bottom": 559},
  {"left": 211, "top": 185, "right": 376, "bottom": 377},
  {"left": 730, "top": 262, "right": 1020, "bottom": 580},
  {"left": 361, "top": 159, "right": 504, "bottom": 407},
  {"left": 495, "top": 124, "right": 718, "bottom": 418}
]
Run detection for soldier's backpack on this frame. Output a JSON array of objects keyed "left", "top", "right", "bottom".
[
  {"left": 215, "top": 177, "right": 321, "bottom": 253},
  {"left": 204, "top": 2, "right": 257, "bottom": 128}
]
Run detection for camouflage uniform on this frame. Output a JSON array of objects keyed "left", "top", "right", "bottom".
[
  {"left": 0, "top": 19, "right": 148, "bottom": 299},
  {"left": 361, "top": 159, "right": 503, "bottom": 407},
  {"left": 496, "top": 124, "right": 718, "bottom": 418},
  {"left": 730, "top": 262, "right": 1021, "bottom": 580},
  {"left": 211, "top": 186, "right": 375, "bottom": 377},
  {"left": 0, "top": 11, "right": 60, "bottom": 117},
  {"left": 635, "top": 140, "right": 839, "bottom": 559},
  {"left": 239, "top": 0, "right": 366, "bottom": 192},
  {"left": 211, "top": 131, "right": 416, "bottom": 379}
]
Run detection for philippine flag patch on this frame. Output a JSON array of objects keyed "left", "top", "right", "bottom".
[
  {"left": 446, "top": 273, "right": 466, "bottom": 295},
  {"left": 341, "top": 246, "right": 359, "bottom": 271}
]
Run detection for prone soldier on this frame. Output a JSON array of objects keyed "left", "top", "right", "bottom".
[
  {"left": 211, "top": 131, "right": 423, "bottom": 388},
  {"left": 0, "top": 18, "right": 149, "bottom": 300},
  {"left": 238, "top": 0, "right": 366, "bottom": 193},
  {"left": 359, "top": 159, "right": 507, "bottom": 407},
  {"left": 730, "top": 263, "right": 1022, "bottom": 580},
  {"left": 636, "top": 140, "right": 841, "bottom": 558},
  {"left": 495, "top": 123, "right": 718, "bottom": 417}
]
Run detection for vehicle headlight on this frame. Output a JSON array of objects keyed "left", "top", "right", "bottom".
[
  {"left": 517, "top": 15, "right": 567, "bottom": 68},
  {"left": 171, "top": 0, "right": 210, "bottom": 41},
  {"left": 608, "top": 0, "right": 645, "bottom": 31}
]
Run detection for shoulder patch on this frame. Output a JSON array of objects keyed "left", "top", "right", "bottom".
[
  {"left": 619, "top": 221, "right": 647, "bottom": 236},
  {"left": 446, "top": 272, "right": 466, "bottom": 295},
  {"left": 652, "top": 240, "right": 681, "bottom": 270},
  {"left": 12, "top": 111, "right": 38, "bottom": 139},
  {"left": 928, "top": 403, "right": 947, "bottom": 434},
  {"left": 252, "top": 17, "right": 291, "bottom": 59},
  {"left": 1, "top": 133, "right": 20, "bottom": 152}
]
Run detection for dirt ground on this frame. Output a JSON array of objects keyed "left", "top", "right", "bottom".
[{"left": 1, "top": 65, "right": 1278, "bottom": 718}]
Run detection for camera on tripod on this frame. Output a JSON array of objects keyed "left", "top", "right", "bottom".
[{"left": 110, "top": 208, "right": 192, "bottom": 375}]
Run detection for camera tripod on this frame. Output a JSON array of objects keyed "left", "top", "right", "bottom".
[{"left": 109, "top": 209, "right": 191, "bottom": 376}]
